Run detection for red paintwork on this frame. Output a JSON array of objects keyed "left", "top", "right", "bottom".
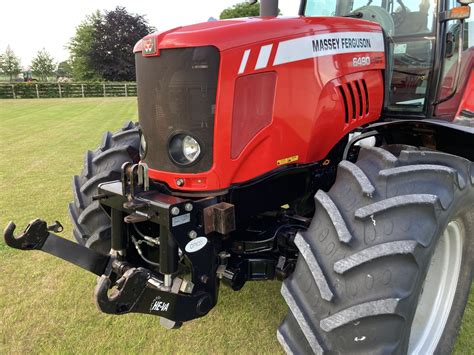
[
  {"left": 435, "top": 48, "right": 474, "bottom": 119},
  {"left": 136, "top": 17, "right": 386, "bottom": 191},
  {"left": 456, "top": 70, "right": 474, "bottom": 116}
]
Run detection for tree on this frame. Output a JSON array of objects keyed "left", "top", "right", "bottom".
[
  {"left": 89, "top": 7, "right": 154, "bottom": 81},
  {"left": 68, "top": 11, "right": 103, "bottom": 81},
  {"left": 31, "top": 49, "right": 55, "bottom": 81},
  {"left": 0, "top": 46, "right": 21, "bottom": 81},
  {"left": 220, "top": 2, "right": 260, "bottom": 19},
  {"left": 56, "top": 61, "right": 72, "bottom": 78}
]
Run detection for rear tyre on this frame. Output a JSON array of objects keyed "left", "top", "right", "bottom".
[
  {"left": 69, "top": 121, "right": 140, "bottom": 254},
  {"left": 278, "top": 145, "right": 474, "bottom": 354}
]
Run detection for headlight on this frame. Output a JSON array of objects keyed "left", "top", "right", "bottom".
[
  {"left": 182, "top": 135, "right": 201, "bottom": 162},
  {"left": 169, "top": 134, "right": 202, "bottom": 166},
  {"left": 139, "top": 134, "right": 147, "bottom": 160}
]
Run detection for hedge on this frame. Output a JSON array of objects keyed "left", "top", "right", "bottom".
[{"left": 0, "top": 82, "right": 137, "bottom": 99}]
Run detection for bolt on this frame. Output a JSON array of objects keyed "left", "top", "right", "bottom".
[
  {"left": 184, "top": 203, "right": 193, "bottom": 212},
  {"left": 200, "top": 275, "right": 209, "bottom": 284},
  {"left": 171, "top": 207, "right": 180, "bottom": 216},
  {"left": 188, "top": 230, "right": 197, "bottom": 239},
  {"left": 176, "top": 178, "right": 185, "bottom": 187}
]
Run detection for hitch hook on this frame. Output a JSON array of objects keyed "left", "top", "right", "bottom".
[
  {"left": 94, "top": 268, "right": 149, "bottom": 314},
  {"left": 3, "top": 219, "right": 50, "bottom": 250}
]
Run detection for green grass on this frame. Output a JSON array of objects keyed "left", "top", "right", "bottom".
[{"left": 0, "top": 98, "right": 472, "bottom": 353}]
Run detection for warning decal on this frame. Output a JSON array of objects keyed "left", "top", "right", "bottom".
[{"left": 277, "top": 155, "right": 299, "bottom": 166}]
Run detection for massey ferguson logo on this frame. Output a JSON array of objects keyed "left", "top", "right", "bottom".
[
  {"left": 143, "top": 38, "right": 156, "bottom": 55},
  {"left": 150, "top": 296, "right": 170, "bottom": 313}
]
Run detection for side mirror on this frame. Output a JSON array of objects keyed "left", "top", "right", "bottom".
[{"left": 441, "top": 5, "right": 471, "bottom": 21}]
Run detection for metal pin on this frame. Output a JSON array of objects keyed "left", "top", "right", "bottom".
[{"left": 164, "top": 274, "right": 172, "bottom": 287}]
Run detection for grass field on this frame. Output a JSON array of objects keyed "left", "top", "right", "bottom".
[{"left": 0, "top": 98, "right": 472, "bottom": 353}]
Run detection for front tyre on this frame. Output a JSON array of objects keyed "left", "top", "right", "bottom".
[
  {"left": 69, "top": 121, "right": 140, "bottom": 254},
  {"left": 278, "top": 146, "right": 473, "bottom": 354}
]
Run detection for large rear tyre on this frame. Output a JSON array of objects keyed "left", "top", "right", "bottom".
[
  {"left": 278, "top": 145, "right": 474, "bottom": 354},
  {"left": 69, "top": 121, "right": 140, "bottom": 254}
]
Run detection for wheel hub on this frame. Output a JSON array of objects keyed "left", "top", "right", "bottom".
[{"left": 408, "top": 220, "right": 464, "bottom": 354}]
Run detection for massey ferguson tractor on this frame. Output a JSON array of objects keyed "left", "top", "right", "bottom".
[{"left": 4, "top": 0, "right": 473, "bottom": 353}]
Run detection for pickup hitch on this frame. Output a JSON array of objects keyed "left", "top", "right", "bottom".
[{"left": 3, "top": 218, "right": 214, "bottom": 325}]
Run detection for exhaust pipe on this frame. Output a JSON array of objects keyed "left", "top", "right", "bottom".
[{"left": 256, "top": 0, "right": 279, "bottom": 17}]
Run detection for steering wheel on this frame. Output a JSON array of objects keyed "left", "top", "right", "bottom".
[{"left": 392, "top": 0, "right": 408, "bottom": 29}]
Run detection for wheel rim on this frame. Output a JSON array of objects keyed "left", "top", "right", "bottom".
[{"left": 408, "top": 220, "right": 464, "bottom": 354}]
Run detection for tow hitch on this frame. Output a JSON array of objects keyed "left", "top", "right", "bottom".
[
  {"left": 3, "top": 217, "right": 214, "bottom": 327},
  {"left": 3, "top": 163, "right": 219, "bottom": 327}
]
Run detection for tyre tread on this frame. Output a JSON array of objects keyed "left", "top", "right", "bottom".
[
  {"left": 281, "top": 283, "right": 325, "bottom": 353},
  {"left": 294, "top": 233, "right": 334, "bottom": 301},
  {"left": 355, "top": 194, "right": 439, "bottom": 219},
  {"left": 338, "top": 160, "right": 375, "bottom": 196},
  {"left": 315, "top": 190, "right": 352, "bottom": 243},
  {"left": 333, "top": 240, "right": 418, "bottom": 274},
  {"left": 319, "top": 298, "right": 400, "bottom": 332}
]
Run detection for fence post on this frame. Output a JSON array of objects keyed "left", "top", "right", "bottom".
[
  {"left": 103, "top": 83, "right": 106, "bottom": 97},
  {"left": 35, "top": 84, "right": 40, "bottom": 99},
  {"left": 125, "top": 84, "right": 128, "bottom": 97},
  {"left": 81, "top": 84, "right": 85, "bottom": 98},
  {"left": 11, "top": 84, "right": 16, "bottom": 99},
  {"left": 58, "top": 83, "right": 62, "bottom": 98}
]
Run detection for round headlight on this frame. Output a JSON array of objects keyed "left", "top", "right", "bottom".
[
  {"left": 139, "top": 134, "right": 147, "bottom": 160},
  {"left": 182, "top": 135, "right": 201, "bottom": 162},
  {"left": 169, "top": 134, "right": 202, "bottom": 166}
]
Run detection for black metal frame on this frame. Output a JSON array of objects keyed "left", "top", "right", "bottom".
[{"left": 356, "top": 119, "right": 474, "bottom": 161}]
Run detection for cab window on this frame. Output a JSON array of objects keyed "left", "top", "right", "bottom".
[{"left": 304, "top": 0, "right": 438, "bottom": 113}]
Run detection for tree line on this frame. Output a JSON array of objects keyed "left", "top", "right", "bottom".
[
  {"left": 0, "top": 47, "right": 56, "bottom": 82},
  {"left": 0, "top": 7, "right": 153, "bottom": 82},
  {"left": 0, "top": 2, "right": 261, "bottom": 83}
]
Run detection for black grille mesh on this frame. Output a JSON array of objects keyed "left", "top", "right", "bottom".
[{"left": 136, "top": 46, "right": 220, "bottom": 173}]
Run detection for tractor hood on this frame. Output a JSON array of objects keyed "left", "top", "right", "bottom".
[{"left": 134, "top": 16, "right": 382, "bottom": 54}]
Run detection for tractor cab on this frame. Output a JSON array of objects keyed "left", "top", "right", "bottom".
[{"left": 302, "top": 0, "right": 473, "bottom": 119}]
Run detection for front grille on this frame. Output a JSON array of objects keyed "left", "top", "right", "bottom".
[{"left": 136, "top": 46, "right": 220, "bottom": 173}]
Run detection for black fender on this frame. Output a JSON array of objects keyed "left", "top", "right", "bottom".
[{"left": 358, "top": 119, "right": 474, "bottom": 161}]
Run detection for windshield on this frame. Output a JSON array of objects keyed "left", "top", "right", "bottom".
[{"left": 305, "top": 0, "right": 437, "bottom": 113}]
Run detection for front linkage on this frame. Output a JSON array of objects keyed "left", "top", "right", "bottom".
[
  {"left": 4, "top": 163, "right": 217, "bottom": 327},
  {"left": 4, "top": 162, "right": 301, "bottom": 327}
]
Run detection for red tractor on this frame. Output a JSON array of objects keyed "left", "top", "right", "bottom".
[{"left": 4, "top": 0, "right": 473, "bottom": 353}]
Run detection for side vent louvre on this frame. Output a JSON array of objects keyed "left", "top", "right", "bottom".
[
  {"left": 361, "top": 79, "right": 369, "bottom": 115},
  {"left": 347, "top": 82, "right": 356, "bottom": 120},
  {"left": 354, "top": 81, "right": 363, "bottom": 117},
  {"left": 338, "top": 86, "right": 349, "bottom": 123},
  {"left": 337, "top": 79, "right": 370, "bottom": 123}
]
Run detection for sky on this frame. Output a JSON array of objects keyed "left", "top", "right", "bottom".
[{"left": 0, "top": 0, "right": 298, "bottom": 69}]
